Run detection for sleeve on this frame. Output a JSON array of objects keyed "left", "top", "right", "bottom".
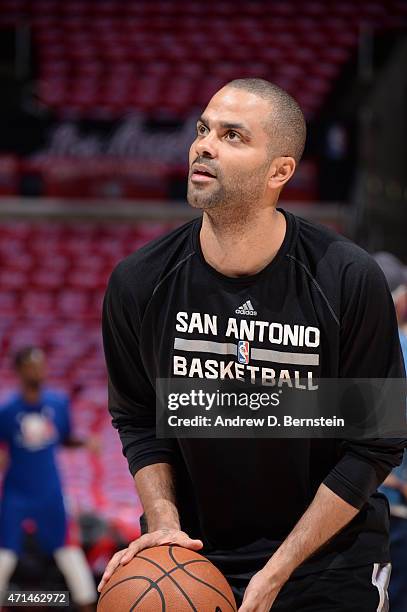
[
  {"left": 102, "top": 263, "right": 176, "bottom": 476},
  {"left": 323, "top": 256, "right": 407, "bottom": 509}
]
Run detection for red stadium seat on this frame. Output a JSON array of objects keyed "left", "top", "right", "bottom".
[
  {"left": 11, "top": 0, "right": 403, "bottom": 120},
  {"left": 0, "top": 155, "right": 19, "bottom": 195}
]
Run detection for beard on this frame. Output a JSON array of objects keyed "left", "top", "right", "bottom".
[
  {"left": 187, "top": 177, "right": 227, "bottom": 210},
  {"left": 187, "top": 160, "right": 270, "bottom": 223}
]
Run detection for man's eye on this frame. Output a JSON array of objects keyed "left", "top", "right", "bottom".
[
  {"left": 197, "top": 125, "right": 207, "bottom": 135},
  {"left": 226, "top": 131, "right": 241, "bottom": 141}
]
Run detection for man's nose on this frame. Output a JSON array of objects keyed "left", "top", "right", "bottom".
[{"left": 195, "top": 132, "right": 217, "bottom": 158}]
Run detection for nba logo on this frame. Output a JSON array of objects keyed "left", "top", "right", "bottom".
[{"left": 238, "top": 340, "right": 250, "bottom": 364}]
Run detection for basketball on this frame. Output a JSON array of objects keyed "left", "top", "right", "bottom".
[{"left": 97, "top": 545, "right": 237, "bottom": 611}]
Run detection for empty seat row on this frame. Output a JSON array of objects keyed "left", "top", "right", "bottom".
[{"left": 2, "top": 0, "right": 405, "bottom": 120}]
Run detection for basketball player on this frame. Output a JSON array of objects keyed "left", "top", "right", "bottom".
[
  {"left": 374, "top": 252, "right": 407, "bottom": 612},
  {"left": 100, "top": 79, "right": 406, "bottom": 610},
  {"left": 0, "top": 347, "right": 97, "bottom": 611}
]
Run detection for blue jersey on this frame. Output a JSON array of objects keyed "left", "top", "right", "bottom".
[
  {"left": 0, "top": 388, "right": 71, "bottom": 498},
  {"left": 380, "top": 330, "right": 407, "bottom": 507}
]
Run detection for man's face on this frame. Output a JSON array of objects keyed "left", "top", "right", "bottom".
[
  {"left": 187, "top": 87, "right": 274, "bottom": 211},
  {"left": 18, "top": 354, "right": 47, "bottom": 389}
]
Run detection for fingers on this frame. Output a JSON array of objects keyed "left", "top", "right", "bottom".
[
  {"left": 97, "top": 549, "right": 127, "bottom": 592},
  {"left": 97, "top": 530, "right": 204, "bottom": 593},
  {"left": 119, "top": 531, "right": 203, "bottom": 564},
  {"left": 118, "top": 532, "right": 163, "bottom": 564},
  {"left": 174, "top": 533, "right": 204, "bottom": 550},
  {"left": 149, "top": 530, "right": 203, "bottom": 551}
]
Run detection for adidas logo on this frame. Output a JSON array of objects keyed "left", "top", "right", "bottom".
[{"left": 235, "top": 300, "right": 257, "bottom": 316}]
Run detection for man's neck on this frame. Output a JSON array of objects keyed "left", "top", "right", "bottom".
[
  {"left": 199, "top": 206, "right": 286, "bottom": 278},
  {"left": 22, "top": 385, "right": 41, "bottom": 405}
]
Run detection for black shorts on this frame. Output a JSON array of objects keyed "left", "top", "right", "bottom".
[{"left": 229, "top": 563, "right": 391, "bottom": 611}]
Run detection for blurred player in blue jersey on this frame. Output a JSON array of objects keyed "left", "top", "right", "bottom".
[
  {"left": 374, "top": 253, "right": 407, "bottom": 612},
  {"left": 0, "top": 347, "right": 97, "bottom": 611}
]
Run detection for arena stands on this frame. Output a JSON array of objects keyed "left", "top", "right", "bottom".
[
  {"left": 0, "top": 221, "right": 175, "bottom": 534},
  {"left": 1, "top": 0, "right": 405, "bottom": 201},
  {"left": 1, "top": 0, "right": 406, "bottom": 121}
]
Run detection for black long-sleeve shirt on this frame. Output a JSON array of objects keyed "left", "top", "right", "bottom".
[{"left": 102, "top": 208, "right": 406, "bottom": 577}]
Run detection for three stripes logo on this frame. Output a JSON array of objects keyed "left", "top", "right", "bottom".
[{"left": 235, "top": 299, "right": 257, "bottom": 316}]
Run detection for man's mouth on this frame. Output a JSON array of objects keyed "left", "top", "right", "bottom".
[{"left": 191, "top": 164, "right": 217, "bottom": 182}]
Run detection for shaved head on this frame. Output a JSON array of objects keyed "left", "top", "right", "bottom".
[{"left": 225, "top": 78, "right": 306, "bottom": 163}]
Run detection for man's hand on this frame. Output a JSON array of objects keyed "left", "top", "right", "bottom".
[
  {"left": 382, "top": 473, "right": 407, "bottom": 501},
  {"left": 97, "top": 529, "right": 203, "bottom": 592},
  {"left": 85, "top": 434, "right": 101, "bottom": 454},
  {"left": 239, "top": 483, "right": 360, "bottom": 611},
  {"left": 0, "top": 446, "right": 8, "bottom": 471},
  {"left": 238, "top": 568, "right": 284, "bottom": 612}
]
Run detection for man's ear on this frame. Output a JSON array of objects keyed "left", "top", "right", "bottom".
[{"left": 268, "top": 156, "right": 296, "bottom": 190}]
